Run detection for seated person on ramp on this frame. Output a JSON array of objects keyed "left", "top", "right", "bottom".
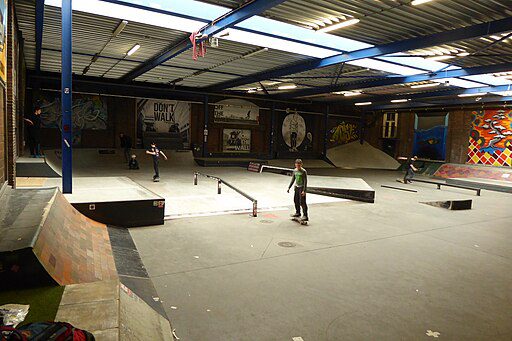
[
  {"left": 128, "top": 154, "right": 139, "bottom": 170},
  {"left": 146, "top": 142, "right": 167, "bottom": 181},
  {"left": 398, "top": 155, "right": 418, "bottom": 184},
  {"left": 287, "top": 159, "right": 308, "bottom": 222}
]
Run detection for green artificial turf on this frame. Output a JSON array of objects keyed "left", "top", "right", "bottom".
[{"left": 0, "top": 285, "right": 64, "bottom": 326}]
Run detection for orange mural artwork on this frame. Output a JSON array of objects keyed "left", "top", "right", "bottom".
[{"left": 467, "top": 109, "right": 512, "bottom": 167}]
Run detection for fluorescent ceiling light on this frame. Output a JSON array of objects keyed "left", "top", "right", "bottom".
[
  {"left": 391, "top": 99, "right": 409, "bottom": 103},
  {"left": 317, "top": 19, "right": 360, "bottom": 33},
  {"left": 457, "top": 52, "right": 469, "bottom": 57},
  {"left": 427, "top": 55, "right": 455, "bottom": 61},
  {"left": 344, "top": 91, "right": 362, "bottom": 97},
  {"left": 411, "top": 83, "right": 440, "bottom": 89},
  {"left": 113, "top": 20, "right": 128, "bottom": 37},
  {"left": 127, "top": 44, "right": 140, "bottom": 56},
  {"left": 261, "top": 81, "right": 281, "bottom": 86},
  {"left": 331, "top": 91, "right": 362, "bottom": 96},
  {"left": 458, "top": 92, "right": 487, "bottom": 97},
  {"left": 355, "top": 102, "right": 372, "bottom": 106},
  {"left": 278, "top": 83, "right": 297, "bottom": 90},
  {"left": 411, "top": 0, "right": 435, "bottom": 5}
]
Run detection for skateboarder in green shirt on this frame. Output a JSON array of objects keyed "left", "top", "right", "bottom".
[{"left": 287, "top": 159, "right": 308, "bottom": 221}]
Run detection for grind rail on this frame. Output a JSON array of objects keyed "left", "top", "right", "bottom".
[
  {"left": 194, "top": 172, "right": 258, "bottom": 217},
  {"left": 411, "top": 178, "right": 481, "bottom": 196}
]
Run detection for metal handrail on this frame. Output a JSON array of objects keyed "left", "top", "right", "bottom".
[{"left": 193, "top": 172, "right": 258, "bottom": 217}]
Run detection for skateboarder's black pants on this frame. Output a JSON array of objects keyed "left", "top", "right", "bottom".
[
  {"left": 404, "top": 168, "right": 414, "bottom": 183},
  {"left": 26, "top": 128, "right": 41, "bottom": 156},
  {"left": 294, "top": 186, "right": 308, "bottom": 217},
  {"left": 153, "top": 158, "right": 159, "bottom": 178}
]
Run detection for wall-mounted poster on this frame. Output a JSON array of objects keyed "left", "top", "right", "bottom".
[
  {"left": 137, "top": 99, "right": 191, "bottom": 147},
  {"left": 280, "top": 110, "right": 313, "bottom": 153},
  {"left": 38, "top": 92, "right": 108, "bottom": 145},
  {"left": 467, "top": 109, "right": 512, "bottom": 167},
  {"left": 412, "top": 113, "right": 448, "bottom": 161},
  {"left": 0, "top": 0, "right": 7, "bottom": 84},
  {"left": 214, "top": 99, "right": 259, "bottom": 124},
  {"left": 222, "top": 129, "right": 251, "bottom": 153}
]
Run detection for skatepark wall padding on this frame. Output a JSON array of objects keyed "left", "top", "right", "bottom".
[{"left": 327, "top": 141, "right": 400, "bottom": 170}]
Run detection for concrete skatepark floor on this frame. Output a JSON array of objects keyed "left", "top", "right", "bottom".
[
  {"left": 15, "top": 150, "right": 512, "bottom": 339},
  {"left": 128, "top": 168, "right": 512, "bottom": 341}
]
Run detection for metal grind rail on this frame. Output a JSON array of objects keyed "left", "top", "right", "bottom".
[{"left": 193, "top": 172, "right": 258, "bottom": 217}]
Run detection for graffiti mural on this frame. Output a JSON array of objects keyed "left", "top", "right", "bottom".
[
  {"left": 467, "top": 109, "right": 512, "bottom": 167},
  {"left": 37, "top": 92, "right": 108, "bottom": 145},
  {"left": 329, "top": 121, "right": 358, "bottom": 147},
  {"left": 412, "top": 114, "right": 448, "bottom": 161},
  {"left": 413, "top": 126, "right": 447, "bottom": 161}
]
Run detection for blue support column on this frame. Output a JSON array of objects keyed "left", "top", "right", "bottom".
[
  {"left": 35, "top": 0, "right": 45, "bottom": 73},
  {"left": 61, "top": 0, "right": 72, "bottom": 193},
  {"left": 269, "top": 102, "right": 276, "bottom": 158},
  {"left": 323, "top": 105, "right": 329, "bottom": 157},
  {"left": 202, "top": 95, "right": 209, "bottom": 157}
]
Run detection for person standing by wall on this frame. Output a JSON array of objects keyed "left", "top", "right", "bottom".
[
  {"left": 119, "top": 132, "right": 132, "bottom": 163},
  {"left": 24, "top": 106, "right": 42, "bottom": 158}
]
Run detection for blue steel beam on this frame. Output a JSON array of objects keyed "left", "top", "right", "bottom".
[
  {"left": 342, "top": 84, "right": 512, "bottom": 106},
  {"left": 61, "top": 0, "right": 73, "bottom": 193},
  {"left": 121, "top": 0, "right": 287, "bottom": 81},
  {"left": 364, "top": 95, "right": 512, "bottom": 111},
  {"left": 35, "top": 0, "right": 45, "bottom": 73},
  {"left": 208, "top": 17, "right": 512, "bottom": 91},
  {"left": 284, "top": 62, "right": 512, "bottom": 98}
]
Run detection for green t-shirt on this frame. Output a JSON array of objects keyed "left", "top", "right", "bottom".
[{"left": 289, "top": 168, "right": 308, "bottom": 190}]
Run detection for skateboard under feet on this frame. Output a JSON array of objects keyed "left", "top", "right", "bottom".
[
  {"left": 291, "top": 217, "right": 308, "bottom": 225},
  {"left": 153, "top": 177, "right": 160, "bottom": 182}
]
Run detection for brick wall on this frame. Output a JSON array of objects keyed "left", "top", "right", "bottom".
[
  {"left": 0, "top": 87, "right": 5, "bottom": 184},
  {"left": 6, "top": 1, "right": 17, "bottom": 186},
  {"left": 446, "top": 110, "right": 472, "bottom": 164}
]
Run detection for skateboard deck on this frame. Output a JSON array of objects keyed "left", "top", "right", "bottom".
[
  {"left": 291, "top": 217, "right": 308, "bottom": 225},
  {"left": 396, "top": 179, "right": 408, "bottom": 184}
]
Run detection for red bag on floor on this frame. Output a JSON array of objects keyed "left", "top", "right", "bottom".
[{"left": 1, "top": 322, "right": 95, "bottom": 340}]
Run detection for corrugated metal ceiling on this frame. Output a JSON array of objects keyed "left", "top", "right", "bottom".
[{"left": 13, "top": 0, "right": 512, "bottom": 100}]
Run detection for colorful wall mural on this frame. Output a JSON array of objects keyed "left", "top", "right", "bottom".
[
  {"left": 38, "top": 92, "right": 108, "bottom": 145},
  {"left": 467, "top": 109, "right": 512, "bottom": 167},
  {"left": 328, "top": 120, "right": 358, "bottom": 147}
]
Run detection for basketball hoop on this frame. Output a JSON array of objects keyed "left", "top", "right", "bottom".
[{"left": 190, "top": 32, "right": 207, "bottom": 60}]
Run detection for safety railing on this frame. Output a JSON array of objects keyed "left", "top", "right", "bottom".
[{"left": 193, "top": 172, "right": 258, "bottom": 217}]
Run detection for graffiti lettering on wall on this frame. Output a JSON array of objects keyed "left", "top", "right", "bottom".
[
  {"left": 38, "top": 92, "right": 108, "bottom": 145},
  {"left": 223, "top": 129, "right": 251, "bottom": 153},
  {"left": 329, "top": 121, "right": 358, "bottom": 146},
  {"left": 467, "top": 109, "right": 512, "bottom": 167}
]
